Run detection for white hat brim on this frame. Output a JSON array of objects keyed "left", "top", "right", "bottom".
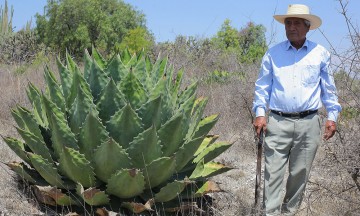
[{"left": 273, "top": 14, "right": 322, "bottom": 30}]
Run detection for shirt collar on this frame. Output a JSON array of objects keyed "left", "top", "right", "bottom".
[{"left": 285, "top": 39, "right": 309, "bottom": 50}]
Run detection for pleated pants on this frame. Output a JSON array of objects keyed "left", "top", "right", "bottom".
[{"left": 263, "top": 112, "right": 321, "bottom": 215}]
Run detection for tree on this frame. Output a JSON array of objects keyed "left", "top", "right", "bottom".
[
  {"left": 35, "top": 0, "right": 149, "bottom": 57},
  {"left": 212, "top": 19, "right": 240, "bottom": 50},
  {"left": 117, "top": 26, "right": 154, "bottom": 55},
  {"left": 211, "top": 19, "right": 267, "bottom": 63},
  {"left": 238, "top": 22, "right": 267, "bottom": 63}
]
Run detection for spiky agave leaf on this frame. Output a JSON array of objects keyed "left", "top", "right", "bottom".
[
  {"left": 3, "top": 48, "right": 233, "bottom": 214},
  {"left": 106, "top": 169, "right": 145, "bottom": 198},
  {"left": 32, "top": 185, "right": 79, "bottom": 206},
  {"left": 58, "top": 147, "right": 96, "bottom": 187},
  {"left": 76, "top": 184, "right": 110, "bottom": 206},
  {"left": 93, "top": 138, "right": 132, "bottom": 182}
]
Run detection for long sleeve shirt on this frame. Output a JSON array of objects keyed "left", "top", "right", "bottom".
[{"left": 252, "top": 39, "right": 342, "bottom": 122}]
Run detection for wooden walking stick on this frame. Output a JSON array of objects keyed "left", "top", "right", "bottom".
[{"left": 254, "top": 128, "right": 264, "bottom": 208}]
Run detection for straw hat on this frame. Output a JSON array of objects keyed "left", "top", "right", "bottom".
[{"left": 273, "top": 4, "right": 322, "bottom": 30}]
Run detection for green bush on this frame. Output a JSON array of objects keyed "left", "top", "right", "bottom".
[{"left": 35, "top": 0, "right": 150, "bottom": 58}]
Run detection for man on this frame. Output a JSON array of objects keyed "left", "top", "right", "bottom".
[{"left": 252, "top": 4, "right": 342, "bottom": 215}]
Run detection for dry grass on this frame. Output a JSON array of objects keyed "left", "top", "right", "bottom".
[
  {"left": 0, "top": 64, "right": 45, "bottom": 215},
  {"left": 0, "top": 60, "right": 359, "bottom": 216}
]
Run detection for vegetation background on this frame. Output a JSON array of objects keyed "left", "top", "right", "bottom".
[{"left": 0, "top": 0, "right": 358, "bottom": 215}]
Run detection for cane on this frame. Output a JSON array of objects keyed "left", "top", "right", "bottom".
[{"left": 254, "top": 128, "right": 264, "bottom": 208}]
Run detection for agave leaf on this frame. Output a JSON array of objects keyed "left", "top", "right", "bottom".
[
  {"left": 186, "top": 97, "right": 209, "bottom": 140},
  {"left": 189, "top": 160, "right": 233, "bottom": 180},
  {"left": 58, "top": 147, "right": 96, "bottom": 187},
  {"left": 67, "top": 67, "right": 92, "bottom": 110},
  {"left": 119, "top": 69, "right": 148, "bottom": 109},
  {"left": 193, "top": 141, "right": 233, "bottom": 164},
  {"left": 27, "top": 153, "right": 65, "bottom": 188},
  {"left": 91, "top": 46, "right": 106, "bottom": 70},
  {"left": 143, "top": 157, "right": 176, "bottom": 188},
  {"left": 96, "top": 79, "right": 126, "bottom": 122},
  {"left": 56, "top": 56, "right": 73, "bottom": 103},
  {"left": 16, "top": 127, "right": 53, "bottom": 163},
  {"left": 96, "top": 208, "right": 123, "bottom": 216},
  {"left": 125, "top": 53, "right": 138, "bottom": 68},
  {"left": 193, "top": 180, "right": 222, "bottom": 197},
  {"left": 194, "top": 135, "right": 219, "bottom": 156},
  {"left": 26, "top": 83, "right": 47, "bottom": 127},
  {"left": 88, "top": 57, "right": 109, "bottom": 102},
  {"left": 83, "top": 49, "right": 92, "bottom": 81},
  {"left": 44, "top": 66, "right": 66, "bottom": 113},
  {"left": 2, "top": 136, "right": 31, "bottom": 164},
  {"left": 158, "top": 113, "right": 185, "bottom": 157},
  {"left": 192, "top": 114, "right": 219, "bottom": 139},
  {"left": 120, "top": 49, "right": 132, "bottom": 65},
  {"left": 105, "top": 54, "right": 128, "bottom": 83},
  {"left": 93, "top": 138, "right": 132, "bottom": 183},
  {"left": 159, "top": 90, "right": 173, "bottom": 125},
  {"left": 13, "top": 106, "right": 42, "bottom": 139},
  {"left": 65, "top": 51, "right": 77, "bottom": 72},
  {"left": 127, "top": 126, "right": 162, "bottom": 168},
  {"left": 154, "top": 180, "right": 191, "bottom": 202},
  {"left": 7, "top": 162, "right": 44, "bottom": 185},
  {"left": 191, "top": 96, "right": 209, "bottom": 116},
  {"left": 38, "top": 126, "right": 54, "bottom": 155},
  {"left": 148, "top": 74, "right": 167, "bottom": 101},
  {"left": 145, "top": 55, "right": 152, "bottom": 74},
  {"left": 68, "top": 84, "right": 94, "bottom": 135},
  {"left": 175, "top": 137, "right": 204, "bottom": 172},
  {"left": 133, "top": 56, "right": 150, "bottom": 90},
  {"left": 150, "top": 57, "right": 167, "bottom": 84},
  {"left": 180, "top": 180, "right": 222, "bottom": 199},
  {"left": 136, "top": 49, "right": 145, "bottom": 60},
  {"left": 177, "top": 81, "right": 198, "bottom": 106},
  {"left": 26, "top": 82, "right": 41, "bottom": 108},
  {"left": 78, "top": 107, "right": 109, "bottom": 161},
  {"left": 76, "top": 184, "right": 110, "bottom": 206},
  {"left": 173, "top": 68, "right": 184, "bottom": 92},
  {"left": 169, "top": 68, "right": 184, "bottom": 108},
  {"left": 137, "top": 96, "right": 162, "bottom": 130},
  {"left": 121, "top": 201, "right": 153, "bottom": 214},
  {"left": 11, "top": 108, "right": 25, "bottom": 130},
  {"left": 106, "top": 169, "right": 145, "bottom": 198},
  {"left": 32, "top": 185, "right": 79, "bottom": 206},
  {"left": 42, "top": 95, "right": 78, "bottom": 158},
  {"left": 166, "top": 65, "right": 175, "bottom": 88},
  {"left": 176, "top": 93, "right": 197, "bottom": 136},
  {"left": 106, "top": 104, "right": 143, "bottom": 149}
]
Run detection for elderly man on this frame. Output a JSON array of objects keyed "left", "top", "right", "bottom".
[{"left": 252, "top": 4, "right": 342, "bottom": 215}]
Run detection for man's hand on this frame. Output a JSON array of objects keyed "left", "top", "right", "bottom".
[
  {"left": 323, "top": 120, "right": 336, "bottom": 140},
  {"left": 253, "top": 116, "right": 267, "bottom": 138}
]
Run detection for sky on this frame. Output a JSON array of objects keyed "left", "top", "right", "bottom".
[{"left": 2, "top": 0, "right": 359, "bottom": 51}]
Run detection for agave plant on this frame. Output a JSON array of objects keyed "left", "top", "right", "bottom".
[{"left": 2, "top": 48, "right": 233, "bottom": 214}]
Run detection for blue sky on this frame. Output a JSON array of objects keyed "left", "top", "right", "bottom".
[{"left": 3, "top": 0, "right": 359, "bottom": 51}]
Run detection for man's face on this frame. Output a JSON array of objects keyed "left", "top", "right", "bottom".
[{"left": 285, "top": 17, "right": 310, "bottom": 44}]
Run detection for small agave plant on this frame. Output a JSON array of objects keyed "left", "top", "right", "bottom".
[{"left": 2, "top": 48, "right": 233, "bottom": 214}]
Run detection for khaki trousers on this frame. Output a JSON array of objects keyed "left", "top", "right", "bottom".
[{"left": 263, "top": 112, "right": 321, "bottom": 215}]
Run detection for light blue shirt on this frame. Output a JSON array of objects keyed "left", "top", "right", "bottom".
[{"left": 252, "top": 39, "right": 341, "bottom": 122}]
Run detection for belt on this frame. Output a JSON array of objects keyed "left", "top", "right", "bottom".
[{"left": 271, "top": 109, "right": 318, "bottom": 118}]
